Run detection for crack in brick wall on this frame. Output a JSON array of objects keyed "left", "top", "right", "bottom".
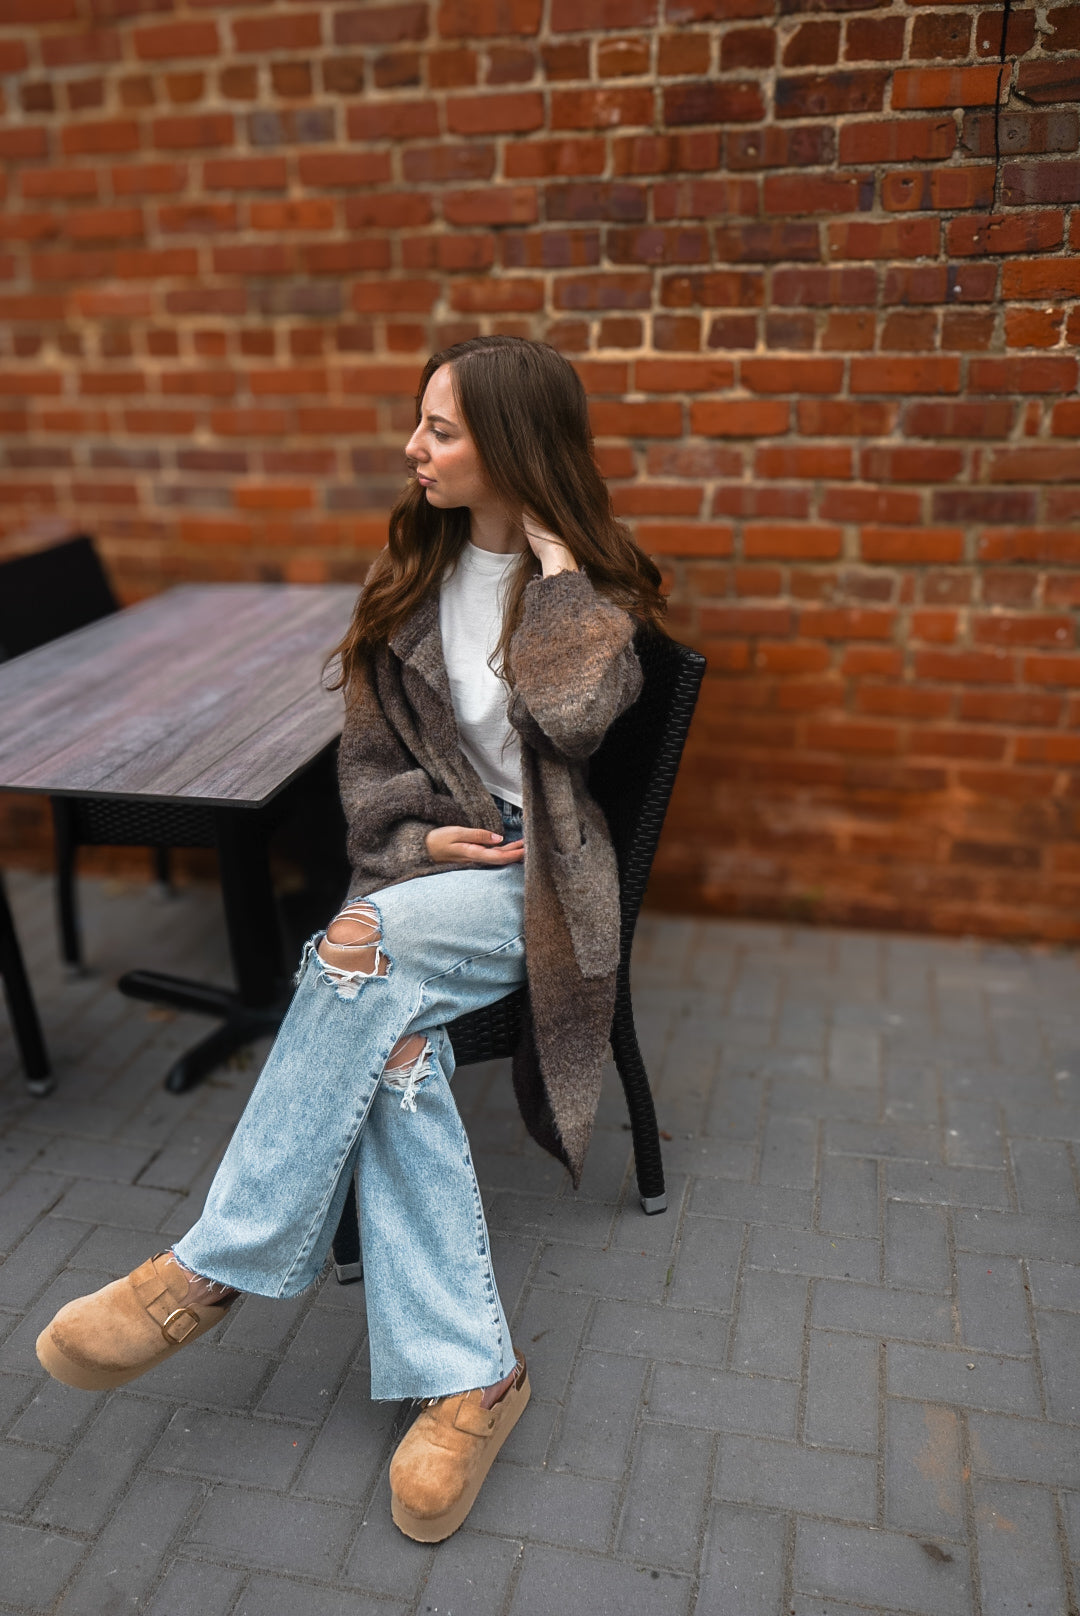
[{"left": 0, "top": 0, "right": 1077, "bottom": 939}]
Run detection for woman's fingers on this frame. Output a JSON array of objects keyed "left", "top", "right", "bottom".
[{"left": 425, "top": 826, "right": 524, "bottom": 865}]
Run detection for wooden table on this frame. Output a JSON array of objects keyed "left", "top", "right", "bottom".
[{"left": 0, "top": 583, "right": 357, "bottom": 1089}]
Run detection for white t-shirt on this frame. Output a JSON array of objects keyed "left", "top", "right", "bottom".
[{"left": 438, "top": 541, "right": 522, "bottom": 808}]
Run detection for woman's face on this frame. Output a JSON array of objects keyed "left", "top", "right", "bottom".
[{"left": 404, "top": 364, "right": 488, "bottom": 511}]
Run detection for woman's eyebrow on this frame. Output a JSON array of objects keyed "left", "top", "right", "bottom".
[{"left": 425, "top": 412, "right": 457, "bottom": 428}]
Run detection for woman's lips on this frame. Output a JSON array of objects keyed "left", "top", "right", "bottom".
[{"left": 417, "top": 475, "right": 435, "bottom": 487}]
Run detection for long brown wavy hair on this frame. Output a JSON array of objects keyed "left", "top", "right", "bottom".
[{"left": 330, "top": 335, "right": 666, "bottom": 701}]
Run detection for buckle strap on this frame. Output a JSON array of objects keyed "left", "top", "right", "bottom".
[{"left": 159, "top": 1306, "right": 203, "bottom": 1346}]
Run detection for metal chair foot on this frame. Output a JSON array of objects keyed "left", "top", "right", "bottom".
[
  {"left": 640, "top": 1192, "right": 667, "bottom": 1215},
  {"left": 334, "top": 1260, "right": 364, "bottom": 1285}
]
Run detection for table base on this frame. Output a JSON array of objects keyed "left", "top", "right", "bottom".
[{"left": 117, "top": 969, "right": 286, "bottom": 1092}]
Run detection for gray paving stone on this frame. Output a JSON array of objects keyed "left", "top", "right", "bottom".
[
  {"left": 47, "top": 1182, "right": 179, "bottom": 1228},
  {"left": 818, "top": 1155, "right": 879, "bottom": 1238},
  {"left": 884, "top": 1201, "right": 951, "bottom": 1292},
  {"left": 974, "top": 1478, "right": 1069, "bottom": 1616},
  {"left": 143, "top": 1557, "right": 246, "bottom": 1616},
  {"left": 150, "top": 1406, "right": 312, "bottom": 1488},
  {"left": 0, "top": 1367, "right": 36, "bottom": 1434},
  {"left": 0, "top": 1520, "right": 86, "bottom": 1611},
  {"left": 746, "top": 1227, "right": 878, "bottom": 1283},
  {"left": 535, "top": 1241, "right": 671, "bottom": 1302},
  {"left": 415, "top": 1529, "right": 521, "bottom": 1616},
  {"left": 944, "top": 1097, "right": 1004, "bottom": 1168},
  {"left": 617, "top": 1419, "right": 712, "bottom": 1570},
  {"left": 758, "top": 1114, "right": 817, "bottom": 1188},
  {"left": 887, "top": 1160, "right": 1010, "bottom": 1209},
  {"left": 689, "top": 1180, "right": 814, "bottom": 1229},
  {"left": 668, "top": 1214, "right": 742, "bottom": 1312},
  {"left": 35, "top": 1392, "right": 168, "bottom": 1532},
  {"left": 1033, "top": 1306, "right": 1080, "bottom": 1422},
  {"left": 885, "top": 1400, "right": 965, "bottom": 1538},
  {"left": 0, "top": 1172, "right": 66, "bottom": 1254},
  {"left": 57, "top": 1472, "right": 201, "bottom": 1615},
  {"left": 294, "top": 1370, "right": 401, "bottom": 1505},
  {"left": 9, "top": 1378, "right": 104, "bottom": 1448},
  {"left": 218, "top": 1291, "right": 309, "bottom": 1356},
  {"left": 1063, "top": 1489, "right": 1080, "bottom": 1565},
  {"left": 30, "top": 1135, "right": 158, "bottom": 1183},
  {"left": 731, "top": 1270, "right": 807, "bottom": 1378},
  {"left": 793, "top": 1519, "right": 971, "bottom": 1615},
  {"left": 235, "top": 1575, "right": 408, "bottom": 1616},
  {"left": 256, "top": 1306, "right": 363, "bottom": 1421},
  {"left": 512, "top": 1287, "right": 592, "bottom": 1400},
  {"left": 717, "top": 1433, "right": 876, "bottom": 1522},
  {"left": 589, "top": 1298, "right": 730, "bottom": 1370},
  {"left": 647, "top": 1363, "right": 799, "bottom": 1438},
  {"left": 466, "top": 1460, "right": 619, "bottom": 1549},
  {"left": 1028, "top": 1258, "right": 1080, "bottom": 1312},
  {"left": 0, "top": 1218, "right": 91, "bottom": 1308},
  {"left": 956, "top": 1253, "right": 1032, "bottom": 1355},
  {"left": 825, "top": 1119, "right": 939, "bottom": 1160},
  {"left": 954, "top": 1208, "right": 1080, "bottom": 1263},
  {"left": 548, "top": 1349, "right": 646, "bottom": 1478},
  {"left": 508, "top": 1543, "right": 691, "bottom": 1616},
  {"left": 813, "top": 1280, "right": 953, "bottom": 1345},
  {"left": 136, "top": 1340, "right": 273, "bottom": 1412},
  {"left": 804, "top": 1330, "right": 879, "bottom": 1453},
  {"left": 887, "top": 1343, "right": 1042, "bottom": 1416},
  {"left": 697, "top": 1502, "right": 788, "bottom": 1616},
  {"left": 187, "top": 1486, "right": 355, "bottom": 1575},
  {"left": 968, "top": 1412, "right": 1080, "bottom": 1487},
  {"left": 0, "top": 1441, "right": 59, "bottom": 1513},
  {"left": 340, "top": 1494, "right": 434, "bottom": 1598}
]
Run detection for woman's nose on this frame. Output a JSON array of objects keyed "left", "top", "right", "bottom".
[{"left": 405, "top": 427, "right": 425, "bottom": 462}]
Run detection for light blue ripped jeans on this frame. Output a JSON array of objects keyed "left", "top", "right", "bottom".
[{"left": 173, "top": 800, "right": 525, "bottom": 1402}]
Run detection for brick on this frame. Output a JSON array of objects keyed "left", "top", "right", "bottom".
[
  {"left": 885, "top": 1402, "right": 965, "bottom": 1537},
  {"left": 649, "top": 1362, "right": 799, "bottom": 1438},
  {"left": 894, "top": 65, "right": 1004, "bottom": 110},
  {"left": 975, "top": 1479, "right": 1069, "bottom": 1616},
  {"left": 0, "top": 1521, "right": 85, "bottom": 1610},
  {"left": 804, "top": 1329, "right": 879, "bottom": 1451},
  {"left": 861, "top": 528, "right": 963, "bottom": 564},
  {"left": 699, "top": 1503, "right": 787, "bottom": 1616},
  {"left": 664, "top": 80, "right": 765, "bottom": 125},
  {"left": 829, "top": 216, "right": 940, "bottom": 259},
  {"left": 548, "top": 1350, "right": 646, "bottom": 1477},
  {"left": 60, "top": 1472, "right": 203, "bottom": 1612},
  {"left": 793, "top": 1519, "right": 972, "bottom": 1616},
  {"left": 741, "top": 357, "right": 843, "bottom": 394},
  {"left": 619, "top": 1422, "right": 712, "bottom": 1569},
  {"left": 731, "top": 1270, "right": 807, "bottom": 1377},
  {"left": 134, "top": 21, "right": 219, "bottom": 59},
  {"left": 36, "top": 1394, "right": 167, "bottom": 1532},
  {"left": 509, "top": 1546, "right": 689, "bottom": 1616},
  {"left": 885, "top": 1201, "right": 950, "bottom": 1292},
  {"left": 968, "top": 1411, "right": 1080, "bottom": 1488},
  {"left": 553, "top": 87, "right": 654, "bottom": 129},
  {"left": 447, "top": 90, "right": 543, "bottom": 134},
  {"left": 233, "top": 13, "right": 322, "bottom": 52},
  {"left": 776, "top": 69, "right": 889, "bottom": 118}
]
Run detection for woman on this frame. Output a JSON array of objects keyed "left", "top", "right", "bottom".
[{"left": 35, "top": 335, "right": 667, "bottom": 1543}]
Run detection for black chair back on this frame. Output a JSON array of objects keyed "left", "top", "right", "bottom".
[
  {"left": 0, "top": 535, "right": 117, "bottom": 660},
  {"left": 588, "top": 630, "right": 707, "bottom": 941}
]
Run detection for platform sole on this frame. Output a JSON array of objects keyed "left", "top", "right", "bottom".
[{"left": 391, "top": 1370, "right": 531, "bottom": 1543}]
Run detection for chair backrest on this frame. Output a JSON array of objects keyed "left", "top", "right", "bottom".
[
  {"left": 588, "top": 631, "right": 707, "bottom": 940},
  {"left": 0, "top": 534, "right": 118, "bottom": 661}
]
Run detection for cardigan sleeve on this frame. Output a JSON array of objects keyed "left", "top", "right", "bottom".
[
  {"left": 336, "top": 658, "right": 462, "bottom": 892},
  {"left": 505, "top": 570, "right": 642, "bottom": 762}
]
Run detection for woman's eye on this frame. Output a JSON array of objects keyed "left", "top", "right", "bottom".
[{"left": 431, "top": 429, "right": 450, "bottom": 441}]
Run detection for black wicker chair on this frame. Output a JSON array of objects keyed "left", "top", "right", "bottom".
[
  {"left": 0, "top": 874, "right": 51, "bottom": 1095},
  {"left": 331, "top": 630, "right": 706, "bottom": 1281},
  {"left": 0, "top": 535, "right": 184, "bottom": 970}
]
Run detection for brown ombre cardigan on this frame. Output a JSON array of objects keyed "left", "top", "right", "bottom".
[{"left": 336, "top": 569, "right": 642, "bottom": 1186}]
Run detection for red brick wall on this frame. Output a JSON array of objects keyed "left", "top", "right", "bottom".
[{"left": 1, "top": 1, "right": 1078, "bottom": 938}]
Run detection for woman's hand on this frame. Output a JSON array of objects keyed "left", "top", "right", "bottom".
[
  {"left": 425, "top": 826, "right": 524, "bottom": 865},
  {"left": 522, "top": 512, "right": 579, "bottom": 578}
]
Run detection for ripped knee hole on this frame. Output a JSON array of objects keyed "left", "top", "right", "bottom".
[
  {"left": 317, "top": 901, "right": 388, "bottom": 977},
  {"left": 382, "top": 1034, "right": 432, "bottom": 1112}
]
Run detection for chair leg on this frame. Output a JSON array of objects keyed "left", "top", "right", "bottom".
[
  {"left": 332, "top": 1172, "right": 364, "bottom": 1283},
  {"left": 610, "top": 974, "right": 667, "bottom": 1214},
  {"left": 50, "top": 798, "right": 83, "bottom": 970},
  {"left": 151, "top": 845, "right": 173, "bottom": 892},
  {"left": 0, "top": 879, "right": 52, "bottom": 1095}
]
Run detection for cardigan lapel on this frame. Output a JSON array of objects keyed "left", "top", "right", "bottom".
[{"left": 388, "top": 593, "right": 454, "bottom": 713}]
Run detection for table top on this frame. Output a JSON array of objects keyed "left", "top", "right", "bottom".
[{"left": 0, "top": 583, "right": 358, "bottom": 809}]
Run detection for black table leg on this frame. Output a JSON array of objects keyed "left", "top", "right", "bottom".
[{"left": 118, "top": 806, "right": 291, "bottom": 1092}]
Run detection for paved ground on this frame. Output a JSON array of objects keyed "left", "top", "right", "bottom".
[{"left": 1, "top": 869, "right": 1079, "bottom": 1616}]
